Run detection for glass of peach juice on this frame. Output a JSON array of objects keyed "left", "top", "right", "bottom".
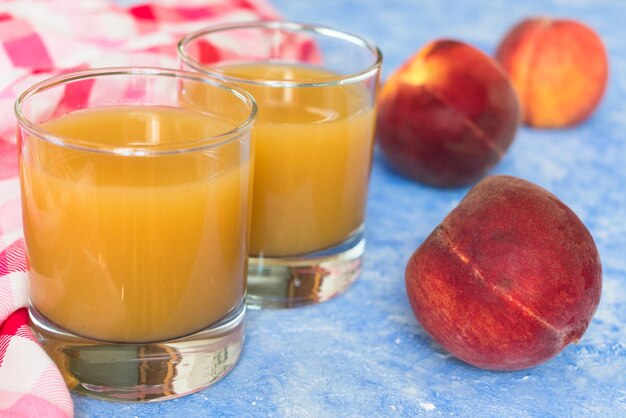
[
  {"left": 14, "top": 68, "right": 256, "bottom": 401},
  {"left": 179, "top": 21, "right": 383, "bottom": 308}
]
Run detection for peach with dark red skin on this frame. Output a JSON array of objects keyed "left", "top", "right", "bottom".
[
  {"left": 405, "top": 175, "right": 602, "bottom": 370},
  {"left": 496, "top": 17, "right": 608, "bottom": 128},
  {"left": 376, "top": 40, "right": 520, "bottom": 188}
]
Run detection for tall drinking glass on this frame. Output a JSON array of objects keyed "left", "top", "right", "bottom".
[
  {"left": 179, "top": 21, "right": 382, "bottom": 308},
  {"left": 15, "top": 67, "right": 256, "bottom": 401}
]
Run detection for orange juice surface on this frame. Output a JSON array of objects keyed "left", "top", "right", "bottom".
[
  {"left": 222, "top": 63, "right": 376, "bottom": 257},
  {"left": 20, "top": 106, "right": 251, "bottom": 343}
]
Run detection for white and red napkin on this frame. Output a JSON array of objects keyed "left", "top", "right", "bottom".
[{"left": 0, "top": 1, "right": 280, "bottom": 416}]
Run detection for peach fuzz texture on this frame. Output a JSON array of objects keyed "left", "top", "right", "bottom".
[{"left": 405, "top": 175, "right": 602, "bottom": 371}]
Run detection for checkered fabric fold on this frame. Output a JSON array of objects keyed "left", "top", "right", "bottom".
[{"left": 0, "top": 1, "right": 280, "bottom": 416}]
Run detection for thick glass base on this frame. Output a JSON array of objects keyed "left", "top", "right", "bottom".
[
  {"left": 29, "top": 302, "right": 245, "bottom": 402},
  {"left": 246, "top": 231, "right": 364, "bottom": 309}
]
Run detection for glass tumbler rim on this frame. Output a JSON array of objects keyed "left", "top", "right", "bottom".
[
  {"left": 177, "top": 20, "right": 383, "bottom": 88},
  {"left": 14, "top": 66, "right": 257, "bottom": 156}
]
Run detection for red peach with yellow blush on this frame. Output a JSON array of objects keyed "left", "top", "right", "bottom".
[
  {"left": 376, "top": 40, "right": 521, "bottom": 188},
  {"left": 496, "top": 17, "right": 608, "bottom": 128}
]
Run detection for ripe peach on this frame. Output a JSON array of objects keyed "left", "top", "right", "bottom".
[
  {"left": 496, "top": 17, "right": 608, "bottom": 127},
  {"left": 376, "top": 40, "right": 520, "bottom": 188},
  {"left": 405, "top": 175, "right": 602, "bottom": 370}
]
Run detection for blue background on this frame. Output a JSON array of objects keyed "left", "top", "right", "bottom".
[{"left": 80, "top": 0, "right": 626, "bottom": 416}]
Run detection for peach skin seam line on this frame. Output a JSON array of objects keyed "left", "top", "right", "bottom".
[{"left": 439, "top": 224, "right": 571, "bottom": 344}]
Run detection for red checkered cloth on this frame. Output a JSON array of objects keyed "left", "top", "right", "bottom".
[{"left": 0, "top": 1, "right": 280, "bottom": 416}]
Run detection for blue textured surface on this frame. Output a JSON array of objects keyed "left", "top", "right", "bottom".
[{"left": 78, "top": 0, "right": 626, "bottom": 416}]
